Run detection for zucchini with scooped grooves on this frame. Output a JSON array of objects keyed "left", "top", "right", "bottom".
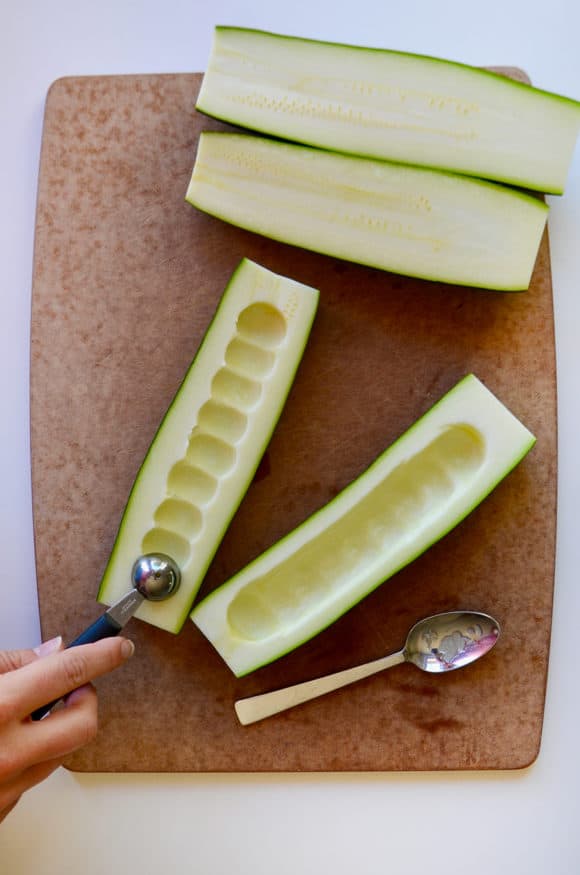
[
  {"left": 197, "top": 26, "right": 580, "bottom": 195},
  {"left": 191, "top": 374, "right": 535, "bottom": 677},
  {"left": 97, "top": 259, "right": 319, "bottom": 633},
  {"left": 186, "top": 132, "right": 548, "bottom": 290}
]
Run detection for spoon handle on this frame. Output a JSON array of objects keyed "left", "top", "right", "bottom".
[{"left": 234, "top": 650, "right": 406, "bottom": 725}]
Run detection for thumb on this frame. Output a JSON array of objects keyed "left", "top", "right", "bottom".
[{"left": 0, "top": 636, "right": 63, "bottom": 675}]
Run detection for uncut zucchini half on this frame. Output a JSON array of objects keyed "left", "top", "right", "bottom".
[
  {"left": 191, "top": 374, "right": 535, "bottom": 676},
  {"left": 97, "top": 259, "right": 319, "bottom": 633},
  {"left": 187, "top": 132, "right": 548, "bottom": 291},
  {"left": 197, "top": 26, "right": 580, "bottom": 194}
]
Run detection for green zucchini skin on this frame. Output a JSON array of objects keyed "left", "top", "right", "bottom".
[
  {"left": 97, "top": 258, "right": 319, "bottom": 633},
  {"left": 196, "top": 26, "right": 580, "bottom": 195},
  {"left": 191, "top": 374, "right": 535, "bottom": 677},
  {"left": 187, "top": 132, "right": 548, "bottom": 291}
]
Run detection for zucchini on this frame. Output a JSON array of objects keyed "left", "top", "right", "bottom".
[
  {"left": 97, "top": 258, "right": 319, "bottom": 633},
  {"left": 191, "top": 374, "right": 535, "bottom": 676},
  {"left": 197, "top": 26, "right": 580, "bottom": 194},
  {"left": 186, "top": 132, "right": 548, "bottom": 290}
]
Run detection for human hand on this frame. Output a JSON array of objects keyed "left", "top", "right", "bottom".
[{"left": 0, "top": 635, "right": 135, "bottom": 823}]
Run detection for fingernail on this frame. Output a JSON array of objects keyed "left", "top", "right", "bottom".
[
  {"left": 33, "top": 636, "right": 63, "bottom": 658},
  {"left": 120, "top": 639, "right": 135, "bottom": 660}
]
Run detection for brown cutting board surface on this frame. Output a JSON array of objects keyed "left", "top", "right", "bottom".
[{"left": 31, "top": 71, "right": 556, "bottom": 772}]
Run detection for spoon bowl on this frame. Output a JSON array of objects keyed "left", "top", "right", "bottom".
[{"left": 405, "top": 610, "right": 500, "bottom": 674}]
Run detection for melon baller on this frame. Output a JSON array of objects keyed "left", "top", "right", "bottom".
[{"left": 31, "top": 553, "right": 180, "bottom": 721}]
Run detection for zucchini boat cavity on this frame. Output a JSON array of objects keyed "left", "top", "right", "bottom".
[
  {"left": 186, "top": 132, "right": 548, "bottom": 291},
  {"left": 97, "top": 258, "right": 319, "bottom": 633},
  {"left": 191, "top": 374, "right": 535, "bottom": 676},
  {"left": 197, "top": 26, "right": 580, "bottom": 194}
]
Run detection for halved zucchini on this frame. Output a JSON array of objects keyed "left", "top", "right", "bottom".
[
  {"left": 97, "top": 258, "right": 319, "bottom": 632},
  {"left": 191, "top": 374, "right": 535, "bottom": 676},
  {"left": 186, "top": 132, "right": 548, "bottom": 290},
  {"left": 197, "top": 26, "right": 580, "bottom": 194}
]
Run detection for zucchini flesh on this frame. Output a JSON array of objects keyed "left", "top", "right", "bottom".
[
  {"left": 186, "top": 132, "right": 548, "bottom": 291},
  {"left": 191, "top": 374, "right": 535, "bottom": 676},
  {"left": 197, "top": 26, "right": 580, "bottom": 194},
  {"left": 97, "top": 258, "right": 319, "bottom": 633}
]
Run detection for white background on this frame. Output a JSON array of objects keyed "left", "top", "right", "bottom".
[{"left": 1, "top": 1, "right": 579, "bottom": 872}]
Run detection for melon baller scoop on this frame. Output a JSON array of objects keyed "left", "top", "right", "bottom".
[{"left": 31, "top": 553, "right": 180, "bottom": 721}]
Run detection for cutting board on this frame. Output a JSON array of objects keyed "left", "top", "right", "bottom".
[{"left": 31, "top": 70, "right": 556, "bottom": 772}]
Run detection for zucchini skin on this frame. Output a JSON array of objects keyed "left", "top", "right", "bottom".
[
  {"left": 233, "top": 434, "right": 535, "bottom": 677},
  {"left": 211, "top": 26, "right": 580, "bottom": 109},
  {"left": 187, "top": 132, "right": 549, "bottom": 292},
  {"left": 192, "top": 374, "right": 536, "bottom": 676},
  {"left": 97, "top": 259, "right": 319, "bottom": 633},
  {"left": 96, "top": 263, "right": 244, "bottom": 613},
  {"left": 196, "top": 26, "right": 580, "bottom": 194}
]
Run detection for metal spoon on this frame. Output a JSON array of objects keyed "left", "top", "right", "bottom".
[
  {"left": 234, "top": 610, "right": 500, "bottom": 726},
  {"left": 31, "top": 553, "right": 180, "bottom": 721}
]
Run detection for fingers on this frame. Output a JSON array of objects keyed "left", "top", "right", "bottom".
[
  {"left": 0, "top": 637, "right": 134, "bottom": 720},
  {"left": 0, "top": 682, "right": 106, "bottom": 823},
  {"left": 0, "top": 684, "right": 99, "bottom": 779},
  {"left": 23, "top": 684, "right": 99, "bottom": 764},
  {"left": 0, "top": 638, "right": 133, "bottom": 823},
  {"left": 0, "top": 635, "right": 63, "bottom": 676},
  {"left": 0, "top": 649, "right": 38, "bottom": 675}
]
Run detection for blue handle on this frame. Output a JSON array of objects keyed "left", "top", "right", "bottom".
[
  {"left": 30, "top": 613, "right": 121, "bottom": 721},
  {"left": 68, "top": 614, "right": 121, "bottom": 647}
]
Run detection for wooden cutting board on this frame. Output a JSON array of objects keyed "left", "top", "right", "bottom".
[{"left": 31, "top": 70, "right": 556, "bottom": 772}]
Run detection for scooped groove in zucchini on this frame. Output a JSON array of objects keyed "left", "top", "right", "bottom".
[
  {"left": 97, "top": 258, "right": 319, "bottom": 633},
  {"left": 197, "top": 26, "right": 580, "bottom": 194},
  {"left": 186, "top": 132, "right": 548, "bottom": 290},
  {"left": 191, "top": 375, "right": 535, "bottom": 676}
]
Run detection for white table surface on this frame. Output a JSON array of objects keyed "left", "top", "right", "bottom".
[{"left": 1, "top": 1, "right": 579, "bottom": 871}]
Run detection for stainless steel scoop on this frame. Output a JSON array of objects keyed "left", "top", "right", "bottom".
[
  {"left": 235, "top": 610, "right": 500, "bottom": 725},
  {"left": 31, "top": 553, "right": 180, "bottom": 720}
]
